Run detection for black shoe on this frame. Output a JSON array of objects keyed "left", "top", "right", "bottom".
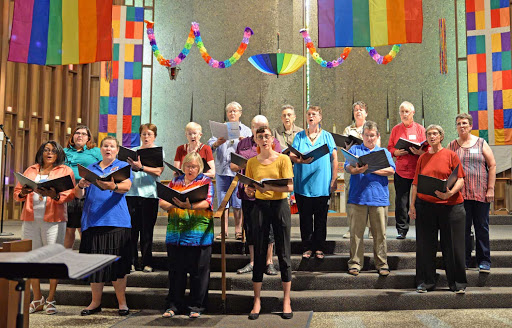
[
  {"left": 248, "top": 312, "right": 260, "bottom": 320},
  {"left": 237, "top": 263, "right": 253, "bottom": 274},
  {"left": 118, "top": 308, "right": 130, "bottom": 316},
  {"left": 265, "top": 263, "right": 278, "bottom": 275},
  {"left": 80, "top": 306, "right": 102, "bottom": 316},
  {"left": 396, "top": 232, "right": 406, "bottom": 239},
  {"left": 282, "top": 312, "right": 293, "bottom": 319}
]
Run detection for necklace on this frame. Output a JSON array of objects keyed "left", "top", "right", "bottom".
[
  {"left": 307, "top": 128, "right": 321, "bottom": 143},
  {"left": 38, "top": 167, "right": 52, "bottom": 201}
]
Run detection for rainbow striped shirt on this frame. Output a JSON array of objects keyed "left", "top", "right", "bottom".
[{"left": 165, "top": 174, "right": 214, "bottom": 247}]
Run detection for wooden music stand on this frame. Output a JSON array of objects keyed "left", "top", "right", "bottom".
[{"left": 0, "top": 240, "right": 31, "bottom": 328}]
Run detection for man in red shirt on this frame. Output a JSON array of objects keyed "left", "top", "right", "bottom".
[{"left": 387, "top": 101, "right": 426, "bottom": 239}]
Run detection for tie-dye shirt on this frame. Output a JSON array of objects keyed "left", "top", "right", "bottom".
[{"left": 165, "top": 173, "right": 214, "bottom": 246}]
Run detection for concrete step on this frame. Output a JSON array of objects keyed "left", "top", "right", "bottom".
[
  {"left": 41, "top": 285, "right": 512, "bottom": 313},
  {"left": 136, "top": 251, "right": 512, "bottom": 272},
  {"left": 56, "top": 268, "right": 512, "bottom": 291},
  {"left": 156, "top": 215, "right": 512, "bottom": 227}
]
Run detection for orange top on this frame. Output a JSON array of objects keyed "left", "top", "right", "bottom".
[{"left": 14, "top": 164, "right": 76, "bottom": 222}]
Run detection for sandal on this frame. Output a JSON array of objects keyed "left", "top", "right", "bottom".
[
  {"left": 302, "top": 250, "right": 313, "bottom": 259},
  {"left": 379, "top": 268, "right": 390, "bottom": 276},
  {"left": 162, "top": 308, "right": 175, "bottom": 318},
  {"left": 215, "top": 233, "right": 228, "bottom": 240},
  {"left": 235, "top": 232, "right": 243, "bottom": 241},
  {"left": 45, "top": 300, "right": 57, "bottom": 315},
  {"left": 348, "top": 268, "right": 360, "bottom": 276},
  {"left": 315, "top": 251, "right": 325, "bottom": 259},
  {"left": 29, "top": 295, "right": 45, "bottom": 314},
  {"left": 189, "top": 311, "right": 201, "bottom": 318}
]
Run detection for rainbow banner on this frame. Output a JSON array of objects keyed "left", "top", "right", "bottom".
[
  {"left": 8, "top": 0, "right": 113, "bottom": 65},
  {"left": 317, "top": 0, "right": 423, "bottom": 48}
]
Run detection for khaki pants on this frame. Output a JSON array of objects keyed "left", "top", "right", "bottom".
[
  {"left": 347, "top": 204, "right": 388, "bottom": 271},
  {"left": 344, "top": 173, "right": 371, "bottom": 232}
]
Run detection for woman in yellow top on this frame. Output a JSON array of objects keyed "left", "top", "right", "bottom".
[{"left": 243, "top": 126, "right": 294, "bottom": 320}]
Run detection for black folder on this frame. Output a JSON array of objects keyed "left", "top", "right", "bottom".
[
  {"left": 118, "top": 146, "right": 163, "bottom": 167},
  {"left": 230, "top": 152, "right": 248, "bottom": 168},
  {"left": 236, "top": 173, "right": 291, "bottom": 188},
  {"left": 394, "top": 137, "right": 428, "bottom": 154},
  {"left": 164, "top": 160, "right": 184, "bottom": 176},
  {"left": 157, "top": 182, "right": 209, "bottom": 208},
  {"left": 341, "top": 148, "right": 391, "bottom": 173},
  {"left": 286, "top": 143, "right": 330, "bottom": 163},
  {"left": 14, "top": 173, "right": 74, "bottom": 193},
  {"left": 417, "top": 164, "right": 460, "bottom": 198},
  {"left": 77, "top": 164, "right": 131, "bottom": 190},
  {"left": 331, "top": 133, "right": 363, "bottom": 148}
]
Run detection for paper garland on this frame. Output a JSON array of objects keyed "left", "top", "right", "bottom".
[
  {"left": 144, "top": 20, "right": 253, "bottom": 68},
  {"left": 299, "top": 29, "right": 352, "bottom": 68},
  {"left": 366, "top": 45, "right": 401, "bottom": 65}
]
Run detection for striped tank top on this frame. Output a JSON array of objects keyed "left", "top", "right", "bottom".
[{"left": 448, "top": 137, "right": 489, "bottom": 202}]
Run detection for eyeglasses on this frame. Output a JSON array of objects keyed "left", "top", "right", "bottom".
[
  {"left": 141, "top": 132, "right": 155, "bottom": 137},
  {"left": 256, "top": 134, "right": 273, "bottom": 140},
  {"left": 74, "top": 132, "right": 88, "bottom": 136},
  {"left": 183, "top": 164, "right": 200, "bottom": 170},
  {"left": 227, "top": 110, "right": 241, "bottom": 114},
  {"left": 43, "top": 148, "right": 57, "bottom": 154}
]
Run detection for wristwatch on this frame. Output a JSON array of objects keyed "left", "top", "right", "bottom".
[
  {"left": 113, "top": 183, "right": 119, "bottom": 192},
  {"left": 139, "top": 165, "right": 144, "bottom": 172}
]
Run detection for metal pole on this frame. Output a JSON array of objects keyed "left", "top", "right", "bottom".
[{"left": 0, "top": 135, "right": 13, "bottom": 236}]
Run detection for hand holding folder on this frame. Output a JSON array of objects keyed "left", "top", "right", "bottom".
[
  {"left": 341, "top": 148, "right": 391, "bottom": 173},
  {"left": 118, "top": 146, "right": 163, "bottom": 168},
  {"left": 286, "top": 143, "right": 330, "bottom": 164},
  {"left": 157, "top": 182, "right": 209, "bottom": 209},
  {"left": 417, "top": 164, "right": 460, "bottom": 199},
  {"left": 78, "top": 164, "right": 131, "bottom": 191},
  {"left": 14, "top": 172, "right": 75, "bottom": 196}
]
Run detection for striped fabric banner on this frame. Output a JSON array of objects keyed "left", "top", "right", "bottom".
[
  {"left": 8, "top": 0, "right": 112, "bottom": 65},
  {"left": 318, "top": 0, "right": 423, "bottom": 48},
  {"left": 98, "top": 5, "right": 144, "bottom": 148}
]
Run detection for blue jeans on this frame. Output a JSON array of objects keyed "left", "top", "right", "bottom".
[
  {"left": 215, "top": 174, "right": 241, "bottom": 209},
  {"left": 464, "top": 200, "right": 491, "bottom": 267}
]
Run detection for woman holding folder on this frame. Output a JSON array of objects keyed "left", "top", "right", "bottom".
[
  {"left": 125, "top": 123, "right": 164, "bottom": 273},
  {"left": 290, "top": 106, "right": 337, "bottom": 260},
  {"left": 14, "top": 141, "right": 75, "bottom": 314},
  {"left": 75, "top": 136, "right": 133, "bottom": 316},
  {"left": 243, "top": 126, "right": 294, "bottom": 320},
  {"left": 159, "top": 152, "right": 214, "bottom": 319},
  {"left": 409, "top": 125, "right": 467, "bottom": 294}
]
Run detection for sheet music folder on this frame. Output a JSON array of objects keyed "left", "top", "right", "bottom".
[
  {"left": 0, "top": 244, "right": 118, "bottom": 280},
  {"left": 417, "top": 164, "right": 460, "bottom": 198},
  {"left": 236, "top": 173, "right": 291, "bottom": 188},
  {"left": 77, "top": 164, "right": 131, "bottom": 190},
  {"left": 286, "top": 143, "right": 330, "bottom": 163},
  {"left": 230, "top": 152, "right": 248, "bottom": 168},
  {"left": 14, "top": 173, "right": 74, "bottom": 193},
  {"left": 157, "top": 182, "right": 209, "bottom": 208},
  {"left": 164, "top": 160, "right": 184, "bottom": 176},
  {"left": 394, "top": 138, "right": 428, "bottom": 154},
  {"left": 331, "top": 133, "right": 363, "bottom": 148},
  {"left": 118, "top": 146, "right": 163, "bottom": 167},
  {"left": 341, "top": 148, "right": 391, "bottom": 173}
]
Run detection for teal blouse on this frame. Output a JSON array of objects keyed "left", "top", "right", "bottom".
[{"left": 64, "top": 145, "right": 102, "bottom": 182}]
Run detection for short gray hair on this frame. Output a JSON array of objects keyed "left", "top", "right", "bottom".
[
  {"left": 226, "top": 101, "right": 242, "bottom": 112},
  {"left": 426, "top": 124, "right": 445, "bottom": 141},
  {"left": 353, "top": 101, "right": 368, "bottom": 113},
  {"left": 251, "top": 115, "right": 269, "bottom": 127},
  {"left": 399, "top": 101, "right": 415, "bottom": 113},
  {"left": 363, "top": 120, "right": 379, "bottom": 135},
  {"left": 281, "top": 104, "right": 295, "bottom": 112}
]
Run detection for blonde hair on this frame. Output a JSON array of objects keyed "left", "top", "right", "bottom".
[
  {"left": 226, "top": 101, "right": 242, "bottom": 112},
  {"left": 185, "top": 122, "right": 202, "bottom": 133},
  {"left": 100, "top": 136, "right": 119, "bottom": 147},
  {"left": 181, "top": 152, "right": 204, "bottom": 174}
]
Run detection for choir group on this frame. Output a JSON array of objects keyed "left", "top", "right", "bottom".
[{"left": 13, "top": 100, "right": 496, "bottom": 320}]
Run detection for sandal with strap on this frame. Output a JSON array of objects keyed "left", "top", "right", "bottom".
[
  {"left": 189, "top": 311, "right": 201, "bottom": 318},
  {"left": 162, "top": 308, "right": 175, "bottom": 318},
  {"left": 315, "top": 251, "right": 325, "bottom": 259},
  {"left": 348, "top": 268, "right": 360, "bottom": 276},
  {"left": 45, "top": 300, "right": 57, "bottom": 315},
  {"left": 302, "top": 250, "right": 313, "bottom": 259},
  {"left": 29, "top": 296, "right": 45, "bottom": 314},
  {"left": 235, "top": 232, "right": 243, "bottom": 241},
  {"left": 215, "top": 233, "right": 228, "bottom": 240}
]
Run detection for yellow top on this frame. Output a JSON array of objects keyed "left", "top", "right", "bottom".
[{"left": 245, "top": 154, "right": 294, "bottom": 200}]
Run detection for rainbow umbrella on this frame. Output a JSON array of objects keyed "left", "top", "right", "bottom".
[{"left": 248, "top": 53, "right": 306, "bottom": 77}]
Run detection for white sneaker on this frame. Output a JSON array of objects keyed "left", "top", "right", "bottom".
[{"left": 143, "top": 266, "right": 153, "bottom": 272}]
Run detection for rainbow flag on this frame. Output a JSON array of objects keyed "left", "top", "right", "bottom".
[
  {"left": 8, "top": 0, "right": 113, "bottom": 65},
  {"left": 318, "top": 0, "right": 423, "bottom": 48}
]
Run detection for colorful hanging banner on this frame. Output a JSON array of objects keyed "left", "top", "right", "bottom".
[
  {"left": 466, "top": 0, "right": 512, "bottom": 145},
  {"left": 8, "top": 0, "right": 113, "bottom": 65},
  {"left": 317, "top": 0, "right": 423, "bottom": 48},
  {"left": 99, "top": 5, "right": 143, "bottom": 148}
]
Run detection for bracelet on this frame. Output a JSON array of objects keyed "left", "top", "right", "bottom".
[
  {"left": 190, "top": 203, "right": 193, "bottom": 210},
  {"left": 52, "top": 194, "right": 60, "bottom": 201},
  {"left": 78, "top": 184, "right": 85, "bottom": 189},
  {"left": 139, "top": 165, "right": 144, "bottom": 172}
]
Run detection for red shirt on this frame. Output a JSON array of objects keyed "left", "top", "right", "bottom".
[
  {"left": 387, "top": 122, "right": 427, "bottom": 179},
  {"left": 174, "top": 144, "right": 214, "bottom": 166},
  {"left": 412, "top": 148, "right": 465, "bottom": 205}
]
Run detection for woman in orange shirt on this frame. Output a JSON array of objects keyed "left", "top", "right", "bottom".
[{"left": 14, "top": 141, "right": 75, "bottom": 314}]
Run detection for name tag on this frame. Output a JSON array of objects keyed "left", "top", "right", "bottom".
[
  {"left": 408, "top": 135, "right": 417, "bottom": 140},
  {"left": 470, "top": 149, "right": 479, "bottom": 154}
]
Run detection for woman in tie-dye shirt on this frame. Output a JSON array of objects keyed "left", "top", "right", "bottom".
[{"left": 159, "top": 152, "right": 214, "bottom": 319}]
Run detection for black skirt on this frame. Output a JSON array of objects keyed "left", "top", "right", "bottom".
[
  {"left": 79, "top": 226, "right": 132, "bottom": 283},
  {"left": 66, "top": 197, "right": 85, "bottom": 229}
]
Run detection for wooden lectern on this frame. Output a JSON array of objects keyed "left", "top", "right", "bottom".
[{"left": 0, "top": 240, "right": 31, "bottom": 328}]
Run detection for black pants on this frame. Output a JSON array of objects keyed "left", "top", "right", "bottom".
[
  {"left": 394, "top": 173, "right": 412, "bottom": 234},
  {"left": 415, "top": 199, "right": 467, "bottom": 291},
  {"left": 296, "top": 194, "right": 330, "bottom": 252},
  {"left": 127, "top": 196, "right": 159, "bottom": 267},
  {"left": 166, "top": 244, "right": 212, "bottom": 314},
  {"left": 242, "top": 199, "right": 274, "bottom": 246},
  {"left": 464, "top": 200, "right": 491, "bottom": 266},
  {"left": 252, "top": 199, "right": 292, "bottom": 283}
]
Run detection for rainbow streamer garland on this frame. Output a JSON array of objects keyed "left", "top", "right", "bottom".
[
  {"left": 144, "top": 20, "right": 253, "bottom": 68},
  {"left": 299, "top": 29, "right": 352, "bottom": 68},
  {"left": 366, "top": 44, "right": 401, "bottom": 65}
]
